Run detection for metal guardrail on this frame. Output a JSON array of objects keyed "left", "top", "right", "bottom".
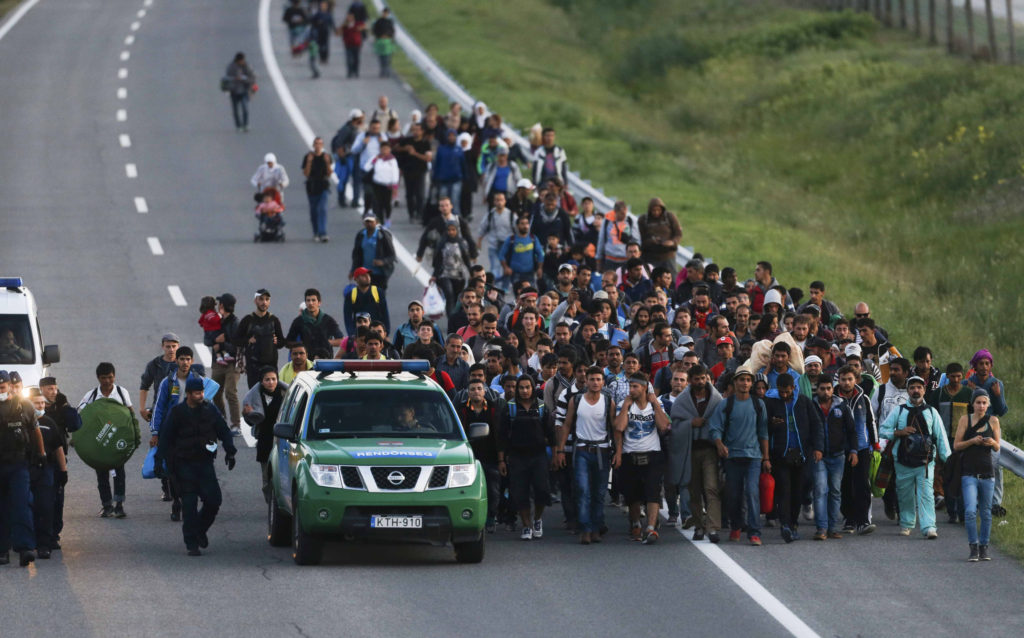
[
  {"left": 371, "top": 0, "right": 699, "bottom": 269},
  {"left": 999, "top": 440, "right": 1024, "bottom": 480}
]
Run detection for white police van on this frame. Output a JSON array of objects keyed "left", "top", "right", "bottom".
[{"left": 0, "top": 277, "right": 60, "bottom": 393}]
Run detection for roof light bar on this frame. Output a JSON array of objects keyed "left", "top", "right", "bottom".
[
  {"left": 0, "top": 277, "right": 24, "bottom": 288},
  {"left": 312, "top": 359, "right": 430, "bottom": 373}
]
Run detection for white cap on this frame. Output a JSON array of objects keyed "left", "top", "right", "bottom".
[
  {"left": 516, "top": 178, "right": 534, "bottom": 190},
  {"left": 349, "top": 108, "right": 364, "bottom": 120},
  {"left": 264, "top": 152, "right": 277, "bottom": 163},
  {"left": 764, "top": 289, "right": 783, "bottom": 308},
  {"left": 804, "top": 355, "right": 822, "bottom": 366},
  {"left": 844, "top": 343, "right": 862, "bottom": 358}
]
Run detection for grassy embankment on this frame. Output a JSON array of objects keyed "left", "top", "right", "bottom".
[{"left": 386, "top": 0, "right": 1024, "bottom": 554}]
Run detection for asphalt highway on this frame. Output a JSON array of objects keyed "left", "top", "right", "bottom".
[{"left": 0, "top": 1, "right": 1021, "bottom": 636}]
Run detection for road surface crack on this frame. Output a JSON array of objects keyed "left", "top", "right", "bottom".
[
  {"left": 291, "top": 622, "right": 311, "bottom": 638},
  {"left": 256, "top": 555, "right": 283, "bottom": 581}
]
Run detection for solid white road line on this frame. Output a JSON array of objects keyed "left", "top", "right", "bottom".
[
  {"left": 257, "top": 0, "right": 430, "bottom": 288},
  {"left": 240, "top": 422, "right": 256, "bottom": 448},
  {"left": 117, "top": 109, "right": 127, "bottom": 121},
  {"left": 120, "top": 50, "right": 130, "bottom": 61},
  {"left": 125, "top": 163, "right": 138, "bottom": 178},
  {"left": 125, "top": 35, "right": 134, "bottom": 45},
  {"left": 0, "top": 0, "right": 42, "bottom": 43},
  {"left": 118, "top": 67, "right": 128, "bottom": 79},
  {"left": 658, "top": 509, "right": 821, "bottom": 638},
  {"left": 193, "top": 343, "right": 212, "bottom": 368},
  {"left": 117, "top": 87, "right": 127, "bottom": 99},
  {"left": 119, "top": 134, "right": 131, "bottom": 148},
  {"left": 147, "top": 236, "right": 163, "bottom": 255},
  {"left": 167, "top": 285, "right": 187, "bottom": 306},
  {"left": 130, "top": 21, "right": 140, "bottom": 31},
  {"left": 134, "top": 196, "right": 149, "bottom": 213}
]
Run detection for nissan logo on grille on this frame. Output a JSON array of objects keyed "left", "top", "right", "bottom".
[{"left": 387, "top": 471, "right": 406, "bottom": 485}]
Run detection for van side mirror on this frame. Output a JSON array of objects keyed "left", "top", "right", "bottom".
[
  {"left": 43, "top": 345, "right": 60, "bottom": 365},
  {"left": 273, "top": 422, "right": 296, "bottom": 441}
]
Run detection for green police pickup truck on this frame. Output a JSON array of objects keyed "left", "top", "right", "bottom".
[{"left": 267, "top": 360, "right": 489, "bottom": 565}]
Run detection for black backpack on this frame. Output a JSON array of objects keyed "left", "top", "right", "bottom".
[
  {"left": 722, "top": 394, "right": 765, "bottom": 435},
  {"left": 896, "top": 405, "right": 935, "bottom": 469}
]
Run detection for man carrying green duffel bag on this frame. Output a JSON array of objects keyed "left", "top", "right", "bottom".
[{"left": 77, "top": 362, "right": 140, "bottom": 519}]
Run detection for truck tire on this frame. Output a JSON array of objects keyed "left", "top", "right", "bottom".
[
  {"left": 453, "top": 532, "right": 485, "bottom": 564},
  {"left": 267, "top": 492, "right": 291, "bottom": 547},
  {"left": 292, "top": 496, "right": 323, "bottom": 565}
]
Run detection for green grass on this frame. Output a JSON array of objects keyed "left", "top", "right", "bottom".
[
  {"left": 386, "top": 0, "right": 1024, "bottom": 556},
  {"left": 0, "top": 0, "right": 20, "bottom": 19},
  {"left": 993, "top": 472, "right": 1024, "bottom": 556}
]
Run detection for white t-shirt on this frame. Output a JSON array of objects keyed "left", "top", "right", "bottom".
[
  {"left": 575, "top": 394, "right": 610, "bottom": 447},
  {"left": 620, "top": 400, "right": 660, "bottom": 453},
  {"left": 79, "top": 384, "right": 133, "bottom": 410}
]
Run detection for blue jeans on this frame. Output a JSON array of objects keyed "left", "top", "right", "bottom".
[
  {"left": 345, "top": 46, "right": 361, "bottom": 77},
  {"left": 814, "top": 454, "right": 844, "bottom": 532},
  {"left": 574, "top": 448, "right": 609, "bottom": 533},
  {"left": 486, "top": 239, "right": 510, "bottom": 290},
  {"left": 962, "top": 475, "right": 995, "bottom": 545},
  {"left": 229, "top": 93, "right": 249, "bottom": 128},
  {"left": 352, "top": 165, "right": 364, "bottom": 203},
  {"left": 436, "top": 181, "right": 462, "bottom": 216},
  {"left": 307, "top": 190, "right": 329, "bottom": 237},
  {"left": 724, "top": 457, "right": 761, "bottom": 537},
  {"left": 0, "top": 461, "right": 34, "bottom": 552}
]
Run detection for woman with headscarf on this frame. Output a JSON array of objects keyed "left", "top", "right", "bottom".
[{"left": 242, "top": 367, "right": 289, "bottom": 502}]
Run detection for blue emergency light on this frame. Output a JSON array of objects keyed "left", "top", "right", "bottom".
[
  {"left": 312, "top": 360, "right": 430, "bottom": 374},
  {"left": 0, "top": 277, "right": 24, "bottom": 288}
]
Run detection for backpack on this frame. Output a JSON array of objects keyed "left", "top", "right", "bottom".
[
  {"left": 722, "top": 395, "right": 765, "bottom": 438},
  {"left": 350, "top": 285, "right": 381, "bottom": 305},
  {"left": 895, "top": 405, "right": 935, "bottom": 469},
  {"left": 506, "top": 401, "right": 548, "bottom": 450}
]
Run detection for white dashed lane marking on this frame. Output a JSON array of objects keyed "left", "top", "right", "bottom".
[
  {"left": 125, "top": 163, "right": 138, "bottom": 178},
  {"left": 118, "top": 68, "right": 128, "bottom": 79},
  {"left": 125, "top": 35, "right": 134, "bottom": 45},
  {"left": 138, "top": 9, "right": 146, "bottom": 18},
  {"left": 130, "top": 21, "right": 140, "bottom": 31},
  {"left": 119, "top": 134, "right": 131, "bottom": 148},
  {"left": 134, "top": 196, "right": 148, "bottom": 213},
  {"left": 117, "top": 87, "right": 127, "bottom": 99},
  {"left": 167, "top": 285, "right": 187, "bottom": 307},
  {"left": 117, "top": 109, "right": 127, "bottom": 121},
  {"left": 193, "top": 343, "right": 212, "bottom": 368},
  {"left": 147, "top": 237, "right": 164, "bottom": 255},
  {"left": 120, "top": 50, "right": 130, "bottom": 61}
]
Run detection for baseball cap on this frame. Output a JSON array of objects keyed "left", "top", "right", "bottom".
[
  {"left": 352, "top": 267, "right": 372, "bottom": 278},
  {"left": 677, "top": 335, "right": 695, "bottom": 347},
  {"left": 592, "top": 290, "right": 609, "bottom": 300},
  {"left": 672, "top": 346, "right": 689, "bottom": 360},
  {"left": 733, "top": 369, "right": 754, "bottom": 380},
  {"left": 804, "top": 355, "right": 823, "bottom": 366},
  {"left": 558, "top": 263, "right": 575, "bottom": 272},
  {"left": 362, "top": 211, "right": 377, "bottom": 220},
  {"left": 216, "top": 293, "right": 237, "bottom": 307},
  {"left": 907, "top": 375, "right": 926, "bottom": 387},
  {"left": 185, "top": 377, "right": 204, "bottom": 393},
  {"left": 844, "top": 343, "right": 862, "bottom": 359},
  {"left": 716, "top": 336, "right": 733, "bottom": 347},
  {"left": 254, "top": 288, "right": 271, "bottom": 298},
  {"left": 803, "top": 304, "right": 821, "bottom": 316},
  {"left": 161, "top": 332, "right": 181, "bottom": 344},
  {"left": 349, "top": 108, "right": 364, "bottom": 120},
  {"left": 264, "top": 152, "right": 277, "bottom": 163},
  {"left": 516, "top": 178, "right": 533, "bottom": 190},
  {"left": 408, "top": 300, "right": 424, "bottom": 310},
  {"left": 355, "top": 312, "right": 371, "bottom": 320}
]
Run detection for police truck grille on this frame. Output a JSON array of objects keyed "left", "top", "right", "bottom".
[
  {"left": 371, "top": 466, "right": 421, "bottom": 490},
  {"left": 427, "top": 466, "right": 450, "bottom": 489},
  {"left": 341, "top": 466, "right": 364, "bottom": 489}
]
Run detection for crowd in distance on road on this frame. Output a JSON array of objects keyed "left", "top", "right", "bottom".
[{"left": 0, "top": 0, "right": 1009, "bottom": 567}]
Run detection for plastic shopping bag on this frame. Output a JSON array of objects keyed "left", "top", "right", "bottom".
[
  {"left": 141, "top": 447, "right": 159, "bottom": 479},
  {"left": 759, "top": 471, "right": 775, "bottom": 514},
  {"left": 423, "top": 283, "right": 446, "bottom": 320}
]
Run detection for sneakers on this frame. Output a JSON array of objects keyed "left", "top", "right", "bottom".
[
  {"left": 708, "top": 531, "right": 720, "bottom": 544},
  {"left": 113, "top": 504, "right": 127, "bottom": 519},
  {"left": 842, "top": 523, "right": 855, "bottom": 534},
  {"left": 187, "top": 547, "right": 202, "bottom": 556},
  {"left": 925, "top": 529, "right": 938, "bottom": 540},
  {"left": 665, "top": 515, "right": 679, "bottom": 526},
  {"left": 520, "top": 526, "right": 533, "bottom": 541},
  {"left": 781, "top": 527, "right": 794, "bottom": 544},
  {"left": 979, "top": 544, "right": 991, "bottom": 561},
  {"left": 728, "top": 529, "right": 742, "bottom": 542},
  {"left": 856, "top": 523, "right": 877, "bottom": 535},
  {"left": 790, "top": 528, "right": 801, "bottom": 541},
  {"left": 681, "top": 516, "right": 696, "bottom": 530},
  {"left": 642, "top": 528, "right": 659, "bottom": 545},
  {"left": 802, "top": 504, "right": 814, "bottom": 522},
  {"left": 532, "top": 519, "right": 543, "bottom": 539},
  {"left": 692, "top": 528, "right": 705, "bottom": 542},
  {"left": 230, "top": 426, "right": 242, "bottom": 437},
  {"left": 968, "top": 544, "right": 980, "bottom": 562},
  {"left": 99, "top": 504, "right": 114, "bottom": 518},
  {"left": 898, "top": 527, "right": 912, "bottom": 536},
  {"left": 934, "top": 495, "right": 945, "bottom": 509},
  {"left": 630, "top": 524, "right": 643, "bottom": 542},
  {"left": 749, "top": 535, "right": 762, "bottom": 546},
  {"left": 813, "top": 529, "right": 827, "bottom": 541},
  {"left": 827, "top": 531, "right": 843, "bottom": 540}
]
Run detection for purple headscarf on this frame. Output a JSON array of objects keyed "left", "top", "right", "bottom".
[{"left": 970, "top": 349, "right": 993, "bottom": 367}]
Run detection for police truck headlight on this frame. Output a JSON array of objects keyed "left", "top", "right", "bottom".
[
  {"left": 310, "top": 464, "right": 342, "bottom": 488},
  {"left": 448, "top": 464, "right": 477, "bottom": 488}
]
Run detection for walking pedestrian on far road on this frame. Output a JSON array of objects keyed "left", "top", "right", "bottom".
[
  {"left": 209, "top": 295, "right": 241, "bottom": 436},
  {"left": 367, "top": 140, "right": 400, "bottom": 228},
  {"left": 302, "top": 137, "right": 334, "bottom": 243},
  {"left": 340, "top": 11, "right": 364, "bottom": 77},
  {"left": 251, "top": 153, "right": 290, "bottom": 203},
  {"left": 235, "top": 289, "right": 286, "bottom": 390},
  {"left": 343, "top": 268, "right": 390, "bottom": 337},
  {"left": 372, "top": 6, "right": 395, "bottom": 77},
  {"left": 331, "top": 109, "right": 365, "bottom": 207},
  {"left": 953, "top": 388, "right": 1001, "bottom": 562},
  {"left": 224, "top": 52, "right": 255, "bottom": 132},
  {"left": 156, "top": 378, "right": 237, "bottom": 557},
  {"left": 242, "top": 368, "right": 288, "bottom": 503},
  {"left": 286, "top": 288, "right": 343, "bottom": 360}
]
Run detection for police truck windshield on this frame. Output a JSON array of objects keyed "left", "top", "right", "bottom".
[
  {"left": 0, "top": 315, "right": 34, "bottom": 364},
  {"left": 308, "top": 389, "right": 462, "bottom": 439}
]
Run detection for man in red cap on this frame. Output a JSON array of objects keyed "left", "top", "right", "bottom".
[
  {"left": 710, "top": 337, "right": 739, "bottom": 382},
  {"left": 343, "top": 267, "right": 390, "bottom": 337}
]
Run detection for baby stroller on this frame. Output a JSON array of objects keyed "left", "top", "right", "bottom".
[{"left": 253, "top": 187, "right": 286, "bottom": 242}]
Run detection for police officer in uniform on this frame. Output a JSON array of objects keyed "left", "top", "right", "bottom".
[
  {"left": 0, "top": 370, "right": 45, "bottom": 566},
  {"left": 29, "top": 388, "right": 65, "bottom": 558},
  {"left": 156, "top": 377, "right": 237, "bottom": 556},
  {"left": 40, "top": 376, "right": 80, "bottom": 550}
]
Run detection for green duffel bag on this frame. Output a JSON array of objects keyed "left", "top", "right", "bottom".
[{"left": 74, "top": 398, "right": 141, "bottom": 472}]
